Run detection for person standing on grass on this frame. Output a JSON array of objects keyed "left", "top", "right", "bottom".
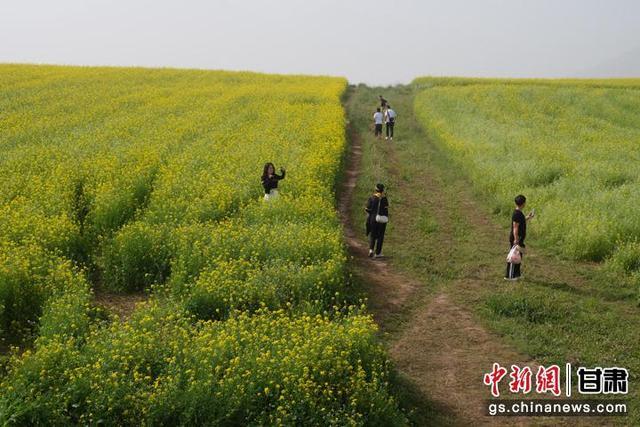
[
  {"left": 373, "top": 107, "right": 384, "bottom": 139},
  {"left": 505, "top": 194, "right": 534, "bottom": 280},
  {"left": 384, "top": 105, "right": 396, "bottom": 140},
  {"left": 365, "top": 183, "right": 389, "bottom": 258},
  {"left": 261, "top": 162, "right": 285, "bottom": 201},
  {"left": 379, "top": 95, "right": 388, "bottom": 109}
]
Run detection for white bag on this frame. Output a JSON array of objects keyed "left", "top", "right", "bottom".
[
  {"left": 375, "top": 196, "right": 388, "bottom": 223},
  {"left": 375, "top": 214, "right": 389, "bottom": 224},
  {"left": 506, "top": 245, "right": 522, "bottom": 264}
]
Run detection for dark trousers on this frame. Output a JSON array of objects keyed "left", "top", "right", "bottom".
[
  {"left": 505, "top": 241, "right": 524, "bottom": 279},
  {"left": 386, "top": 122, "right": 394, "bottom": 138},
  {"left": 505, "top": 260, "right": 521, "bottom": 279},
  {"left": 369, "top": 223, "right": 387, "bottom": 255}
]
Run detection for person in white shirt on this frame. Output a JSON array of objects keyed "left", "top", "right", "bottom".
[
  {"left": 384, "top": 106, "right": 396, "bottom": 140},
  {"left": 373, "top": 108, "right": 384, "bottom": 139}
]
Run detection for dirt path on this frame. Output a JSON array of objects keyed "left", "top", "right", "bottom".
[
  {"left": 338, "top": 87, "right": 597, "bottom": 426},
  {"left": 338, "top": 119, "right": 421, "bottom": 325},
  {"left": 93, "top": 290, "right": 147, "bottom": 320}
]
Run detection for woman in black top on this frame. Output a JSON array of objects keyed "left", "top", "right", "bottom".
[
  {"left": 365, "top": 183, "right": 389, "bottom": 258},
  {"left": 262, "top": 162, "right": 285, "bottom": 201},
  {"left": 505, "top": 194, "right": 534, "bottom": 280}
]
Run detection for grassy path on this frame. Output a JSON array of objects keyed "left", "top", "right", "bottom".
[
  {"left": 340, "top": 86, "right": 532, "bottom": 425},
  {"left": 341, "top": 84, "right": 638, "bottom": 425}
]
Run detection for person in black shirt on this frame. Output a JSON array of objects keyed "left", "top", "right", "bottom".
[
  {"left": 365, "top": 183, "right": 389, "bottom": 258},
  {"left": 379, "top": 95, "right": 388, "bottom": 109},
  {"left": 261, "top": 162, "right": 285, "bottom": 201},
  {"left": 505, "top": 194, "right": 534, "bottom": 280}
]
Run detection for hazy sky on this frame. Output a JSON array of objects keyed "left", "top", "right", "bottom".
[{"left": 1, "top": 0, "right": 639, "bottom": 85}]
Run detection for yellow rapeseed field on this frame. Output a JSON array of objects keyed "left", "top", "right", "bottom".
[{"left": 0, "top": 65, "right": 406, "bottom": 424}]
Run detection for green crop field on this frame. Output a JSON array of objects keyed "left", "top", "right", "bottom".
[{"left": 414, "top": 78, "right": 640, "bottom": 266}]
